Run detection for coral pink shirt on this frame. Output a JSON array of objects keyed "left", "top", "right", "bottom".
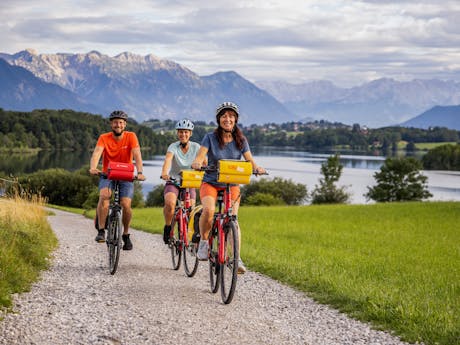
[{"left": 96, "top": 131, "right": 140, "bottom": 172}]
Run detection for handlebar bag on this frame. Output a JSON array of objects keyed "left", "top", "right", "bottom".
[
  {"left": 217, "top": 160, "right": 252, "bottom": 185},
  {"left": 180, "top": 170, "right": 204, "bottom": 188},
  {"left": 107, "top": 162, "right": 135, "bottom": 181}
]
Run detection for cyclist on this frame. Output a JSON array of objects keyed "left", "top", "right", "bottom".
[
  {"left": 160, "top": 119, "right": 203, "bottom": 244},
  {"left": 89, "top": 110, "right": 145, "bottom": 250},
  {"left": 191, "top": 102, "right": 266, "bottom": 273}
]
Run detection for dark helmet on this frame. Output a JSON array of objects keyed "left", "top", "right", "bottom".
[
  {"left": 109, "top": 110, "right": 128, "bottom": 121},
  {"left": 215, "top": 101, "right": 239, "bottom": 123},
  {"left": 175, "top": 119, "right": 194, "bottom": 131}
]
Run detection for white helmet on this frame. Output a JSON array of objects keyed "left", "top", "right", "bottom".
[
  {"left": 175, "top": 119, "right": 194, "bottom": 131},
  {"left": 216, "top": 101, "right": 239, "bottom": 118}
]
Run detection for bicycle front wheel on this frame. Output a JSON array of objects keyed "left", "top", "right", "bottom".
[
  {"left": 107, "top": 212, "right": 122, "bottom": 275},
  {"left": 208, "top": 227, "right": 220, "bottom": 293},
  {"left": 220, "top": 220, "right": 239, "bottom": 304},
  {"left": 183, "top": 241, "right": 199, "bottom": 277},
  {"left": 169, "top": 217, "right": 182, "bottom": 270}
]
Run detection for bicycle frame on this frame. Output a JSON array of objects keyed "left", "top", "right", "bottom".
[{"left": 214, "top": 184, "right": 234, "bottom": 265}]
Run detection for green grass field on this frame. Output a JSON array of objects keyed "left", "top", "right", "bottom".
[{"left": 3, "top": 201, "right": 459, "bottom": 344}]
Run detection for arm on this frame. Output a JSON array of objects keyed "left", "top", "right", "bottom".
[
  {"left": 132, "top": 147, "right": 145, "bottom": 181},
  {"left": 191, "top": 146, "right": 208, "bottom": 170},
  {"left": 161, "top": 151, "right": 174, "bottom": 180},
  {"left": 89, "top": 146, "right": 104, "bottom": 175},
  {"left": 243, "top": 151, "right": 266, "bottom": 175}
]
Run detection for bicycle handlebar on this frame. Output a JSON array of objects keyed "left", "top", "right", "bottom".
[
  {"left": 98, "top": 172, "right": 140, "bottom": 181},
  {"left": 197, "top": 165, "right": 269, "bottom": 176}
]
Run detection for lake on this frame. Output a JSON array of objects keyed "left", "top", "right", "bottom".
[
  {"left": 2, "top": 149, "right": 459, "bottom": 204},
  {"left": 141, "top": 148, "right": 460, "bottom": 204}
]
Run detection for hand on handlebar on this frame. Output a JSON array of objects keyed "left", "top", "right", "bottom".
[
  {"left": 254, "top": 166, "right": 267, "bottom": 175},
  {"left": 89, "top": 168, "right": 101, "bottom": 176}
]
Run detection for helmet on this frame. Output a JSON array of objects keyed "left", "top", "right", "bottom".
[
  {"left": 175, "top": 119, "right": 194, "bottom": 131},
  {"left": 109, "top": 110, "right": 128, "bottom": 121},
  {"left": 216, "top": 102, "right": 239, "bottom": 117}
]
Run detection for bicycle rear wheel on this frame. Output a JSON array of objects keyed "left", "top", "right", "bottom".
[
  {"left": 183, "top": 242, "right": 199, "bottom": 277},
  {"left": 169, "top": 217, "right": 182, "bottom": 270},
  {"left": 107, "top": 211, "right": 122, "bottom": 275},
  {"left": 220, "top": 220, "right": 239, "bottom": 304},
  {"left": 208, "top": 227, "right": 220, "bottom": 293}
]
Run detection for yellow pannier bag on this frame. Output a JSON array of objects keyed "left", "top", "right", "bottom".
[
  {"left": 217, "top": 160, "right": 252, "bottom": 185},
  {"left": 187, "top": 205, "right": 203, "bottom": 242},
  {"left": 179, "top": 170, "right": 204, "bottom": 188}
]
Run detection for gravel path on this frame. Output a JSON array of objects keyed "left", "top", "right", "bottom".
[{"left": 0, "top": 209, "right": 414, "bottom": 345}]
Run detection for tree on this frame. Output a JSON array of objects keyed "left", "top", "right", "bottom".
[
  {"left": 365, "top": 157, "right": 432, "bottom": 202},
  {"left": 310, "top": 154, "right": 350, "bottom": 204}
]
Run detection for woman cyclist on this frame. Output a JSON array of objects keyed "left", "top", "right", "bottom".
[
  {"left": 160, "top": 119, "right": 202, "bottom": 244},
  {"left": 191, "top": 102, "right": 266, "bottom": 274}
]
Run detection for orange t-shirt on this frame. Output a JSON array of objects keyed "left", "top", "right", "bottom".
[{"left": 96, "top": 131, "right": 140, "bottom": 172}]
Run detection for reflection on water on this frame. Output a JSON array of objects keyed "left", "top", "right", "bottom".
[
  {"left": 1, "top": 148, "right": 459, "bottom": 204},
  {"left": 0, "top": 150, "right": 91, "bottom": 175}
]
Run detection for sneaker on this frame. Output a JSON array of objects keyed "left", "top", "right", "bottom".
[
  {"left": 197, "top": 240, "right": 209, "bottom": 261},
  {"left": 163, "top": 225, "right": 171, "bottom": 244},
  {"left": 237, "top": 259, "right": 247, "bottom": 274},
  {"left": 122, "top": 234, "right": 133, "bottom": 250},
  {"left": 95, "top": 229, "right": 105, "bottom": 243}
]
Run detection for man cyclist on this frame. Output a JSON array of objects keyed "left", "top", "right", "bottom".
[
  {"left": 89, "top": 110, "right": 145, "bottom": 250},
  {"left": 160, "top": 119, "right": 203, "bottom": 244}
]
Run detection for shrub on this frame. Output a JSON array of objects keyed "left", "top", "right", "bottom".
[
  {"left": 146, "top": 184, "right": 165, "bottom": 207},
  {"left": 244, "top": 192, "right": 284, "bottom": 206},
  {"left": 241, "top": 177, "right": 307, "bottom": 205}
]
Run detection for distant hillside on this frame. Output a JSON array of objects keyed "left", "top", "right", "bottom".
[
  {"left": 401, "top": 105, "right": 460, "bottom": 130},
  {"left": 0, "top": 58, "right": 99, "bottom": 113}
]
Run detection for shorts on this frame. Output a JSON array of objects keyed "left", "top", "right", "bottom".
[
  {"left": 99, "top": 177, "right": 134, "bottom": 199},
  {"left": 200, "top": 182, "right": 240, "bottom": 202},
  {"left": 164, "top": 182, "right": 197, "bottom": 200}
]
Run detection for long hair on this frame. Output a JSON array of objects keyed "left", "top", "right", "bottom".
[
  {"left": 214, "top": 126, "right": 246, "bottom": 150},
  {"left": 214, "top": 109, "right": 246, "bottom": 150}
]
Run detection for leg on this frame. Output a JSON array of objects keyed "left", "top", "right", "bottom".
[
  {"left": 163, "top": 192, "right": 177, "bottom": 226},
  {"left": 120, "top": 197, "right": 132, "bottom": 235},
  {"left": 199, "top": 196, "right": 215, "bottom": 240}
]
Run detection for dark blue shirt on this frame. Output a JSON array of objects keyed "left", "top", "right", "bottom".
[{"left": 201, "top": 132, "right": 250, "bottom": 187}]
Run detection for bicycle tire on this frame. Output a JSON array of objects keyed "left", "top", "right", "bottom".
[
  {"left": 183, "top": 241, "right": 199, "bottom": 277},
  {"left": 208, "top": 226, "right": 220, "bottom": 293},
  {"left": 220, "top": 220, "right": 239, "bottom": 304},
  {"left": 169, "top": 217, "right": 182, "bottom": 270},
  {"left": 107, "top": 211, "right": 122, "bottom": 275}
]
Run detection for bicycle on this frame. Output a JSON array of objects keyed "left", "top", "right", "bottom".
[
  {"left": 163, "top": 170, "right": 204, "bottom": 277},
  {"left": 200, "top": 160, "right": 267, "bottom": 304},
  {"left": 97, "top": 162, "right": 139, "bottom": 275}
]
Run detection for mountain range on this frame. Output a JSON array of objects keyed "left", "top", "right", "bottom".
[{"left": 1, "top": 49, "right": 460, "bottom": 128}]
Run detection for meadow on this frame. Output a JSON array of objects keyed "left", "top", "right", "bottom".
[{"left": 1, "top": 200, "right": 458, "bottom": 345}]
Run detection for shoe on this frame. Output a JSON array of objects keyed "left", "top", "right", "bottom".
[
  {"left": 122, "top": 234, "right": 133, "bottom": 250},
  {"left": 163, "top": 225, "right": 171, "bottom": 244},
  {"left": 95, "top": 229, "right": 105, "bottom": 242},
  {"left": 237, "top": 259, "right": 247, "bottom": 274},
  {"left": 197, "top": 240, "right": 209, "bottom": 261}
]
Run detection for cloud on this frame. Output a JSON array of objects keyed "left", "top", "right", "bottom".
[{"left": 1, "top": 0, "right": 460, "bottom": 86}]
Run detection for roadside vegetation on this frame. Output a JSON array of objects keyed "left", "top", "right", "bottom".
[
  {"left": 2, "top": 199, "right": 458, "bottom": 345},
  {"left": 0, "top": 196, "right": 57, "bottom": 311},
  {"left": 66, "top": 202, "right": 460, "bottom": 345}
]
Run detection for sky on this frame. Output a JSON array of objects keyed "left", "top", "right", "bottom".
[{"left": 1, "top": 0, "right": 460, "bottom": 87}]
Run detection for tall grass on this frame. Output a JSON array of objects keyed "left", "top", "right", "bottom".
[
  {"left": 239, "top": 202, "right": 460, "bottom": 345},
  {"left": 0, "top": 196, "right": 57, "bottom": 310}
]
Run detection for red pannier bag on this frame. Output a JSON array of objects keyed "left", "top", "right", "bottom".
[{"left": 107, "top": 162, "right": 135, "bottom": 181}]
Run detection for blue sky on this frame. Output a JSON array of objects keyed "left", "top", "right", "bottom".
[{"left": 1, "top": 0, "right": 460, "bottom": 87}]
